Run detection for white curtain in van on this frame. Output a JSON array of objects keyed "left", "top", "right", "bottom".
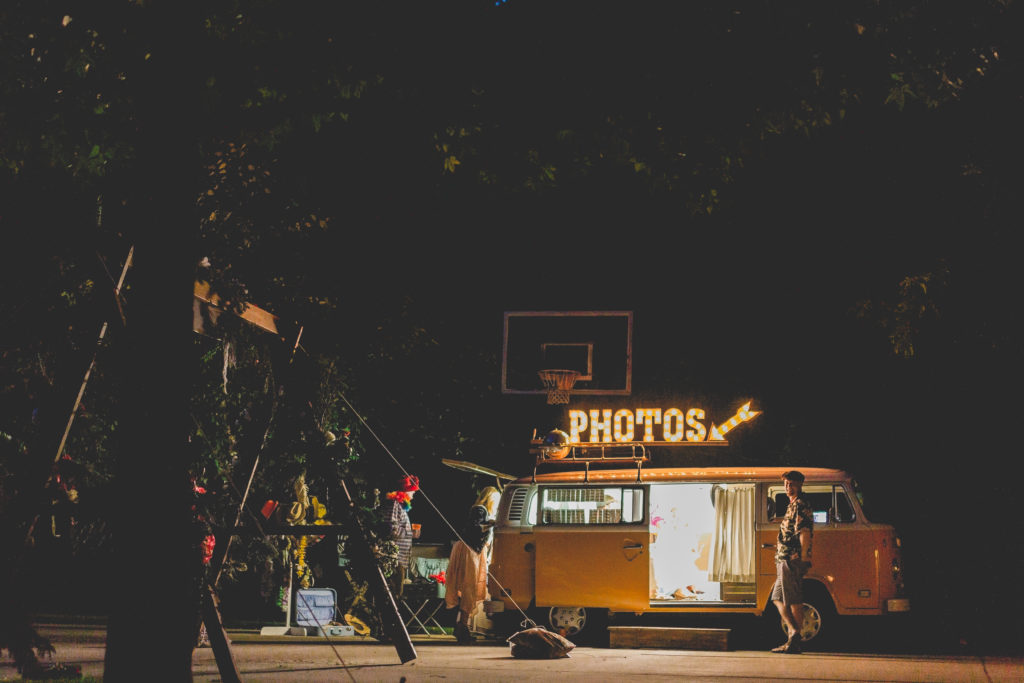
[{"left": 707, "top": 484, "right": 755, "bottom": 583}]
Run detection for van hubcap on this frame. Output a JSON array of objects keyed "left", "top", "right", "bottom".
[
  {"left": 781, "top": 602, "right": 822, "bottom": 641},
  {"left": 549, "top": 607, "right": 587, "bottom": 636}
]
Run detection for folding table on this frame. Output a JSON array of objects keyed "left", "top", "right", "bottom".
[{"left": 400, "top": 581, "right": 447, "bottom": 636}]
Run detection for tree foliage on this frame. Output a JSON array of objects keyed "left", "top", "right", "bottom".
[{"left": 2, "top": 0, "right": 1023, "bottom": 665}]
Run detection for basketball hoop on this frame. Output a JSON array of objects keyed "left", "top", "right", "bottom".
[{"left": 537, "top": 369, "right": 580, "bottom": 405}]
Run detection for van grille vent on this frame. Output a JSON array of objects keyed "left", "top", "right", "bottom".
[{"left": 507, "top": 488, "right": 527, "bottom": 523}]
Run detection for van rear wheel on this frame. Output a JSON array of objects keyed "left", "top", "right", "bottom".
[{"left": 549, "top": 607, "right": 587, "bottom": 637}]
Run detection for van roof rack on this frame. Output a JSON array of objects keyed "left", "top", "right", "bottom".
[{"left": 529, "top": 439, "right": 649, "bottom": 483}]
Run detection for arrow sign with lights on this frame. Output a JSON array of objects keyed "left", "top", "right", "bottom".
[
  {"left": 708, "top": 402, "right": 760, "bottom": 441},
  {"left": 567, "top": 401, "right": 760, "bottom": 444}
]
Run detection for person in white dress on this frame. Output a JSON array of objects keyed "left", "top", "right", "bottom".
[{"left": 445, "top": 487, "right": 499, "bottom": 644}]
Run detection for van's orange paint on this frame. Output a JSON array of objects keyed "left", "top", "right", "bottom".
[{"left": 489, "top": 467, "right": 907, "bottom": 620}]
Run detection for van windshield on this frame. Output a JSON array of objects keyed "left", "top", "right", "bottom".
[{"left": 768, "top": 483, "right": 857, "bottom": 524}]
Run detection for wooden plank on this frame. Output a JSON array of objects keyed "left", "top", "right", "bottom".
[
  {"left": 202, "top": 583, "right": 241, "bottom": 683},
  {"left": 336, "top": 480, "right": 417, "bottom": 664},
  {"left": 193, "top": 279, "right": 282, "bottom": 335},
  {"left": 608, "top": 626, "right": 730, "bottom": 651}
]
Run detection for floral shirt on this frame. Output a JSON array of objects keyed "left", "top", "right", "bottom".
[{"left": 775, "top": 495, "right": 813, "bottom": 564}]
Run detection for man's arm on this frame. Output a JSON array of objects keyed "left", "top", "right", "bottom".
[{"left": 798, "top": 528, "right": 812, "bottom": 566}]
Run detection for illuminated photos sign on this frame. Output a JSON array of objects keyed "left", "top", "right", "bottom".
[{"left": 568, "top": 402, "right": 760, "bottom": 444}]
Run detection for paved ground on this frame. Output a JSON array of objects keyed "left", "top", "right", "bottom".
[{"left": 4, "top": 625, "right": 1021, "bottom": 683}]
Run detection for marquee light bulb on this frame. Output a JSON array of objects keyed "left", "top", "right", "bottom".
[
  {"left": 568, "top": 410, "right": 587, "bottom": 443},
  {"left": 709, "top": 401, "right": 760, "bottom": 440},
  {"left": 613, "top": 409, "right": 635, "bottom": 442},
  {"left": 663, "top": 408, "right": 685, "bottom": 442},
  {"left": 635, "top": 409, "right": 662, "bottom": 442},
  {"left": 589, "top": 409, "right": 613, "bottom": 443},
  {"left": 686, "top": 408, "right": 707, "bottom": 442}
]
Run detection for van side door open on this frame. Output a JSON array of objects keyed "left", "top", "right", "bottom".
[{"left": 649, "top": 483, "right": 757, "bottom": 604}]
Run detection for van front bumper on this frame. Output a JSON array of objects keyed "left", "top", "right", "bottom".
[{"left": 886, "top": 598, "right": 911, "bottom": 613}]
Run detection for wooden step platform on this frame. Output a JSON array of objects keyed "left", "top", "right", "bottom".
[{"left": 608, "top": 626, "right": 730, "bottom": 651}]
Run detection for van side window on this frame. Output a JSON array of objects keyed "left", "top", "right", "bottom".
[
  {"left": 831, "top": 487, "right": 856, "bottom": 522},
  {"left": 769, "top": 492, "right": 789, "bottom": 519},
  {"left": 539, "top": 487, "right": 645, "bottom": 525},
  {"left": 767, "top": 484, "right": 856, "bottom": 524}
]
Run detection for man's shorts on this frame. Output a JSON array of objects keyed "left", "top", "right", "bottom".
[{"left": 771, "top": 559, "right": 806, "bottom": 605}]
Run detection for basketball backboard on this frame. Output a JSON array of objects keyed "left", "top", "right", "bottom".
[{"left": 501, "top": 311, "right": 633, "bottom": 396}]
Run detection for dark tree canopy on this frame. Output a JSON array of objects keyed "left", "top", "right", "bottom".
[{"left": 2, "top": 0, "right": 1022, "bottom": 672}]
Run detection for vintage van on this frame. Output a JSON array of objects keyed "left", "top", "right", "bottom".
[{"left": 486, "top": 464, "right": 909, "bottom": 644}]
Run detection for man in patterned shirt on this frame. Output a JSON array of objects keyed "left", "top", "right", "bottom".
[{"left": 771, "top": 470, "right": 813, "bottom": 654}]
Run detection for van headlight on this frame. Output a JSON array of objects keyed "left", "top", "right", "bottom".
[{"left": 892, "top": 557, "right": 904, "bottom": 592}]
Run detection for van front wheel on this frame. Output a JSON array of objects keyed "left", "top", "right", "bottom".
[
  {"left": 547, "top": 606, "right": 607, "bottom": 646},
  {"left": 781, "top": 601, "right": 822, "bottom": 642},
  {"left": 777, "top": 586, "right": 836, "bottom": 645}
]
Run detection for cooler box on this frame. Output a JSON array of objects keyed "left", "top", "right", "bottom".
[
  {"left": 410, "top": 555, "right": 448, "bottom": 598},
  {"left": 307, "top": 623, "right": 355, "bottom": 637},
  {"left": 324, "top": 624, "right": 355, "bottom": 637},
  {"left": 295, "top": 588, "right": 337, "bottom": 628}
]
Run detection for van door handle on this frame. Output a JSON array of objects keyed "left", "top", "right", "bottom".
[
  {"left": 761, "top": 543, "right": 774, "bottom": 549},
  {"left": 623, "top": 543, "right": 643, "bottom": 550}
]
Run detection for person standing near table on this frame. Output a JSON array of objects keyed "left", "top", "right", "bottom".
[
  {"left": 771, "top": 470, "right": 814, "bottom": 654},
  {"left": 445, "top": 488, "right": 499, "bottom": 644},
  {"left": 384, "top": 475, "right": 419, "bottom": 601}
]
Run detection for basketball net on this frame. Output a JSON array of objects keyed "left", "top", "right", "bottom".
[{"left": 537, "top": 369, "right": 580, "bottom": 405}]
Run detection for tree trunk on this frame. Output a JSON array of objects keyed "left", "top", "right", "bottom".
[{"left": 103, "top": 2, "right": 201, "bottom": 681}]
